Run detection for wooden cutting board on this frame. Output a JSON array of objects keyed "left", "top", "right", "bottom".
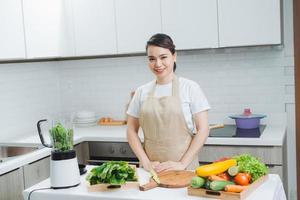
[{"left": 139, "top": 170, "right": 196, "bottom": 191}]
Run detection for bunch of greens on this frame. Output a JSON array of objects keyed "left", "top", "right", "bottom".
[
  {"left": 234, "top": 154, "right": 268, "bottom": 181},
  {"left": 50, "top": 123, "right": 73, "bottom": 151},
  {"left": 86, "top": 161, "right": 137, "bottom": 185}
]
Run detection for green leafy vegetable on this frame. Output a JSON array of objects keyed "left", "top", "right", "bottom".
[
  {"left": 50, "top": 123, "right": 73, "bottom": 151},
  {"left": 233, "top": 154, "right": 268, "bottom": 182},
  {"left": 86, "top": 161, "right": 137, "bottom": 185}
]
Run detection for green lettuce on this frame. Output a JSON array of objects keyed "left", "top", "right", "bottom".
[
  {"left": 86, "top": 161, "right": 137, "bottom": 185},
  {"left": 234, "top": 154, "right": 268, "bottom": 182}
]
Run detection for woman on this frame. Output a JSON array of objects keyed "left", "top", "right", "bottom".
[{"left": 126, "top": 33, "right": 210, "bottom": 172}]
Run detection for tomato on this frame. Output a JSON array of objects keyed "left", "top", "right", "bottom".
[
  {"left": 217, "top": 172, "right": 231, "bottom": 181},
  {"left": 244, "top": 172, "right": 252, "bottom": 182},
  {"left": 234, "top": 173, "right": 250, "bottom": 186}
]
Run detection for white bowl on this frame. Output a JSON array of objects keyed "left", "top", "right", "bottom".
[
  {"left": 73, "top": 117, "right": 97, "bottom": 123},
  {"left": 76, "top": 111, "right": 96, "bottom": 119}
]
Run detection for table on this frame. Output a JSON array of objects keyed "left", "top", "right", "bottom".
[{"left": 23, "top": 166, "right": 286, "bottom": 200}]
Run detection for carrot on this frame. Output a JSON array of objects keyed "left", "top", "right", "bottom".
[
  {"left": 208, "top": 175, "right": 226, "bottom": 181},
  {"left": 224, "top": 185, "right": 249, "bottom": 193}
]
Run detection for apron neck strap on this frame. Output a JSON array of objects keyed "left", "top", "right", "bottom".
[{"left": 149, "top": 75, "right": 180, "bottom": 97}]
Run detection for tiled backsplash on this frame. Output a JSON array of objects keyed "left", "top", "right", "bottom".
[
  {"left": 58, "top": 47, "right": 294, "bottom": 121},
  {"left": 0, "top": 62, "right": 61, "bottom": 141},
  {"left": 0, "top": 48, "right": 294, "bottom": 140}
]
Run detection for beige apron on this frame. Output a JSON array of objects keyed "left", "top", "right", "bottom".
[{"left": 139, "top": 75, "right": 199, "bottom": 170}]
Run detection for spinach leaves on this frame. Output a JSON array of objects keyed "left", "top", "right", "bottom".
[
  {"left": 86, "top": 161, "right": 137, "bottom": 185},
  {"left": 50, "top": 123, "right": 74, "bottom": 151}
]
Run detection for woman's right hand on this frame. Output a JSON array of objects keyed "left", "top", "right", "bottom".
[
  {"left": 142, "top": 160, "right": 160, "bottom": 172},
  {"left": 151, "top": 161, "right": 160, "bottom": 171}
]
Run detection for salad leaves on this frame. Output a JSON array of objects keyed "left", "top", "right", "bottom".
[
  {"left": 50, "top": 123, "right": 73, "bottom": 151},
  {"left": 86, "top": 161, "right": 137, "bottom": 185},
  {"left": 234, "top": 154, "right": 268, "bottom": 181}
]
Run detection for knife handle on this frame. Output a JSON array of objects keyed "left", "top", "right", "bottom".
[{"left": 139, "top": 180, "right": 158, "bottom": 191}]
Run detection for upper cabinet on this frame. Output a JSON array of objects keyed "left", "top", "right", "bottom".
[
  {"left": 115, "top": 0, "right": 162, "bottom": 54},
  {"left": 0, "top": 0, "right": 282, "bottom": 61},
  {"left": 218, "top": 0, "right": 281, "bottom": 47},
  {"left": 22, "top": 0, "right": 74, "bottom": 58},
  {"left": 72, "top": 0, "right": 117, "bottom": 56},
  {"left": 0, "top": 0, "right": 26, "bottom": 60},
  {"left": 161, "top": 0, "right": 218, "bottom": 50}
]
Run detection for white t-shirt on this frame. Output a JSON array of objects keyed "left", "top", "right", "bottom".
[{"left": 127, "top": 77, "right": 211, "bottom": 133}]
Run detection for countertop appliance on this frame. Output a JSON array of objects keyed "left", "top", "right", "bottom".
[
  {"left": 37, "top": 119, "right": 80, "bottom": 189},
  {"left": 209, "top": 124, "right": 266, "bottom": 138}
]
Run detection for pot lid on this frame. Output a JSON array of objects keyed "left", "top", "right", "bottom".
[{"left": 229, "top": 114, "right": 267, "bottom": 119}]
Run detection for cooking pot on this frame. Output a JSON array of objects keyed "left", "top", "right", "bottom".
[{"left": 229, "top": 109, "right": 266, "bottom": 129}]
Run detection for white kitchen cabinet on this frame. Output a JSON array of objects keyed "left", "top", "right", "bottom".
[
  {"left": 72, "top": 0, "right": 117, "bottom": 56},
  {"left": 0, "top": 168, "right": 24, "bottom": 200},
  {"left": 161, "top": 0, "right": 218, "bottom": 50},
  {"left": 23, "top": 156, "right": 50, "bottom": 189},
  {"left": 115, "top": 0, "right": 162, "bottom": 54},
  {"left": 0, "top": 0, "right": 26, "bottom": 60},
  {"left": 22, "top": 0, "right": 74, "bottom": 58},
  {"left": 218, "top": 0, "right": 281, "bottom": 47}
]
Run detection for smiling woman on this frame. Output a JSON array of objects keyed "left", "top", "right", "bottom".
[
  {"left": 146, "top": 34, "right": 177, "bottom": 84},
  {"left": 126, "top": 33, "right": 211, "bottom": 173}
]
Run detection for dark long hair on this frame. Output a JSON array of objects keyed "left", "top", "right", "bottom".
[{"left": 146, "top": 33, "right": 177, "bottom": 72}]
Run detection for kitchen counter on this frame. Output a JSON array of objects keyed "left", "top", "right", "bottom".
[
  {"left": 0, "top": 114, "right": 287, "bottom": 175},
  {"left": 23, "top": 166, "right": 286, "bottom": 200}
]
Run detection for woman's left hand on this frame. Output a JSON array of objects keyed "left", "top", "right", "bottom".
[{"left": 154, "top": 161, "right": 185, "bottom": 173}]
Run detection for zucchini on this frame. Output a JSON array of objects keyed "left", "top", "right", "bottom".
[
  {"left": 228, "top": 166, "right": 239, "bottom": 176},
  {"left": 209, "top": 180, "right": 235, "bottom": 191},
  {"left": 204, "top": 179, "right": 211, "bottom": 189},
  {"left": 190, "top": 176, "right": 205, "bottom": 188},
  {"left": 196, "top": 159, "right": 237, "bottom": 177}
]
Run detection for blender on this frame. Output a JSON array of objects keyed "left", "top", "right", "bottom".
[{"left": 37, "top": 119, "right": 80, "bottom": 189}]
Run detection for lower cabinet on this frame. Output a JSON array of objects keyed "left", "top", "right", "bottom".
[
  {"left": 0, "top": 168, "right": 24, "bottom": 200},
  {"left": 23, "top": 156, "right": 50, "bottom": 189}
]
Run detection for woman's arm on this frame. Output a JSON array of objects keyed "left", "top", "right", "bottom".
[
  {"left": 155, "top": 111, "right": 209, "bottom": 172},
  {"left": 180, "top": 111, "right": 209, "bottom": 167},
  {"left": 127, "top": 115, "right": 159, "bottom": 171}
]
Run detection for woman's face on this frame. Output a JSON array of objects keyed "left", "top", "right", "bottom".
[{"left": 147, "top": 45, "right": 176, "bottom": 80}]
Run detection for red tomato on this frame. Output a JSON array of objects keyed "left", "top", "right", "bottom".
[
  {"left": 244, "top": 172, "right": 252, "bottom": 182},
  {"left": 217, "top": 172, "right": 231, "bottom": 181},
  {"left": 234, "top": 173, "right": 250, "bottom": 186}
]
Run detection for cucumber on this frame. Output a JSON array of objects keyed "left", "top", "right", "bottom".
[
  {"left": 209, "top": 180, "right": 235, "bottom": 191},
  {"left": 204, "top": 179, "right": 211, "bottom": 189},
  {"left": 228, "top": 166, "right": 239, "bottom": 176},
  {"left": 190, "top": 176, "right": 205, "bottom": 188}
]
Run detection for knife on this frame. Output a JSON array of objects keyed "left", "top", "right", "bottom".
[{"left": 150, "top": 169, "right": 160, "bottom": 184}]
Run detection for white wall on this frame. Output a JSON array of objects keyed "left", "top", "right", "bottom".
[{"left": 0, "top": 62, "right": 61, "bottom": 141}]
